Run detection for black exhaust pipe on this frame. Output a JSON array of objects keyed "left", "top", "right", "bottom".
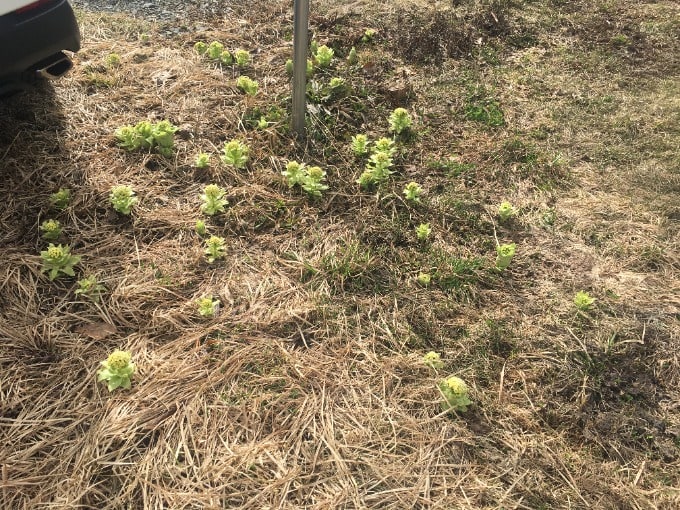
[{"left": 36, "top": 51, "right": 73, "bottom": 79}]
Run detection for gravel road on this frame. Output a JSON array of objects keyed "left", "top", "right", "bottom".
[{"left": 71, "top": 0, "right": 234, "bottom": 22}]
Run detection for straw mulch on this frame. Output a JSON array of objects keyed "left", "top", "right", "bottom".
[{"left": 1, "top": 1, "right": 679, "bottom": 508}]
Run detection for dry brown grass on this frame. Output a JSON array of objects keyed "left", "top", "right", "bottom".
[{"left": 1, "top": 0, "right": 679, "bottom": 508}]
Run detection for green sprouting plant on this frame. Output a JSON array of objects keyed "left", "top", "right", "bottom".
[
  {"left": 220, "top": 51, "right": 233, "bottom": 65},
  {"left": 50, "top": 188, "right": 70, "bottom": 210},
  {"left": 362, "top": 28, "right": 376, "bottom": 43},
  {"left": 357, "top": 151, "right": 393, "bottom": 187},
  {"left": 423, "top": 351, "right": 443, "bottom": 369},
  {"left": 256, "top": 116, "right": 268, "bottom": 130},
  {"left": 221, "top": 139, "right": 249, "bottom": 169},
  {"left": 75, "top": 275, "right": 106, "bottom": 302},
  {"left": 282, "top": 161, "right": 328, "bottom": 197},
  {"left": 439, "top": 376, "right": 471, "bottom": 413},
  {"left": 234, "top": 49, "right": 250, "bottom": 67},
  {"left": 373, "top": 137, "right": 396, "bottom": 156},
  {"left": 302, "top": 166, "right": 329, "bottom": 197},
  {"left": 314, "top": 45, "right": 334, "bottom": 68},
  {"left": 195, "top": 152, "right": 211, "bottom": 168},
  {"left": 40, "top": 219, "right": 62, "bottom": 241},
  {"left": 197, "top": 296, "right": 220, "bottom": 317},
  {"left": 114, "top": 125, "right": 143, "bottom": 151},
  {"left": 114, "top": 120, "right": 178, "bottom": 156},
  {"left": 109, "top": 185, "right": 138, "bottom": 215},
  {"left": 574, "top": 291, "right": 596, "bottom": 311},
  {"left": 206, "top": 41, "right": 225, "bottom": 60},
  {"left": 194, "top": 41, "right": 207, "bottom": 55},
  {"left": 328, "top": 77, "right": 348, "bottom": 97},
  {"left": 347, "top": 46, "right": 358, "bottom": 65},
  {"left": 205, "top": 236, "right": 226, "bottom": 263},
  {"left": 496, "top": 243, "right": 516, "bottom": 270},
  {"left": 416, "top": 223, "right": 432, "bottom": 241},
  {"left": 105, "top": 53, "right": 121, "bottom": 68},
  {"left": 403, "top": 182, "right": 423, "bottom": 203},
  {"left": 200, "top": 184, "right": 228, "bottom": 216},
  {"left": 389, "top": 107, "right": 412, "bottom": 135},
  {"left": 195, "top": 220, "right": 207, "bottom": 237},
  {"left": 498, "top": 201, "right": 517, "bottom": 222},
  {"left": 97, "top": 350, "right": 135, "bottom": 392},
  {"left": 150, "top": 120, "right": 178, "bottom": 156},
  {"left": 282, "top": 161, "right": 307, "bottom": 187},
  {"left": 351, "top": 134, "right": 369, "bottom": 156},
  {"left": 417, "top": 272, "right": 431, "bottom": 286},
  {"left": 40, "top": 243, "right": 81, "bottom": 280},
  {"left": 285, "top": 58, "right": 314, "bottom": 77},
  {"left": 329, "top": 77, "right": 345, "bottom": 88},
  {"left": 236, "top": 75, "right": 258, "bottom": 96},
  {"left": 139, "top": 33, "right": 150, "bottom": 44}
]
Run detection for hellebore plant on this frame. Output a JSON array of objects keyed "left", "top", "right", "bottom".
[
  {"left": 439, "top": 376, "right": 472, "bottom": 413},
  {"left": 115, "top": 120, "right": 178, "bottom": 157},
  {"left": 417, "top": 272, "right": 432, "bottom": 286},
  {"left": 362, "top": 28, "right": 376, "bottom": 43},
  {"left": 282, "top": 161, "right": 328, "bottom": 197},
  {"left": 195, "top": 220, "right": 207, "bottom": 237},
  {"left": 97, "top": 350, "right": 135, "bottom": 392},
  {"left": 236, "top": 75, "right": 258, "bottom": 96},
  {"left": 105, "top": 53, "right": 121, "bottom": 68},
  {"left": 285, "top": 58, "right": 314, "bottom": 78},
  {"left": 351, "top": 134, "right": 369, "bottom": 156},
  {"left": 205, "top": 236, "right": 226, "bottom": 263},
  {"left": 109, "top": 185, "right": 138, "bottom": 215},
  {"left": 194, "top": 41, "right": 208, "bottom": 55},
  {"left": 423, "top": 351, "right": 443, "bottom": 370},
  {"left": 40, "top": 243, "right": 81, "bottom": 280},
  {"left": 197, "top": 296, "right": 220, "bottom": 317},
  {"left": 75, "top": 275, "right": 106, "bottom": 302},
  {"left": 314, "top": 45, "right": 334, "bottom": 68},
  {"left": 301, "top": 166, "right": 328, "bottom": 197},
  {"left": 496, "top": 243, "right": 516, "bottom": 270},
  {"left": 347, "top": 46, "right": 358, "bottom": 65},
  {"left": 373, "top": 137, "right": 396, "bottom": 156},
  {"left": 200, "top": 184, "right": 228, "bottom": 216},
  {"left": 389, "top": 107, "right": 412, "bottom": 135},
  {"left": 220, "top": 50, "right": 233, "bottom": 65},
  {"left": 50, "top": 188, "right": 70, "bottom": 210},
  {"left": 328, "top": 77, "right": 348, "bottom": 98},
  {"left": 206, "top": 41, "right": 224, "bottom": 60},
  {"left": 282, "top": 161, "right": 307, "bottom": 187},
  {"left": 416, "top": 223, "right": 432, "bottom": 241},
  {"left": 40, "top": 219, "right": 62, "bottom": 241},
  {"left": 221, "top": 139, "right": 249, "bottom": 169},
  {"left": 574, "top": 291, "right": 596, "bottom": 311},
  {"left": 234, "top": 49, "right": 250, "bottom": 67},
  {"left": 403, "top": 182, "right": 423, "bottom": 203},
  {"left": 498, "top": 201, "right": 517, "bottom": 222},
  {"left": 357, "top": 151, "right": 393, "bottom": 188},
  {"left": 195, "top": 152, "right": 211, "bottom": 168}
]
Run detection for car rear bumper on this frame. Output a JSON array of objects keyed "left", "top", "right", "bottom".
[{"left": 0, "top": 0, "right": 80, "bottom": 81}]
